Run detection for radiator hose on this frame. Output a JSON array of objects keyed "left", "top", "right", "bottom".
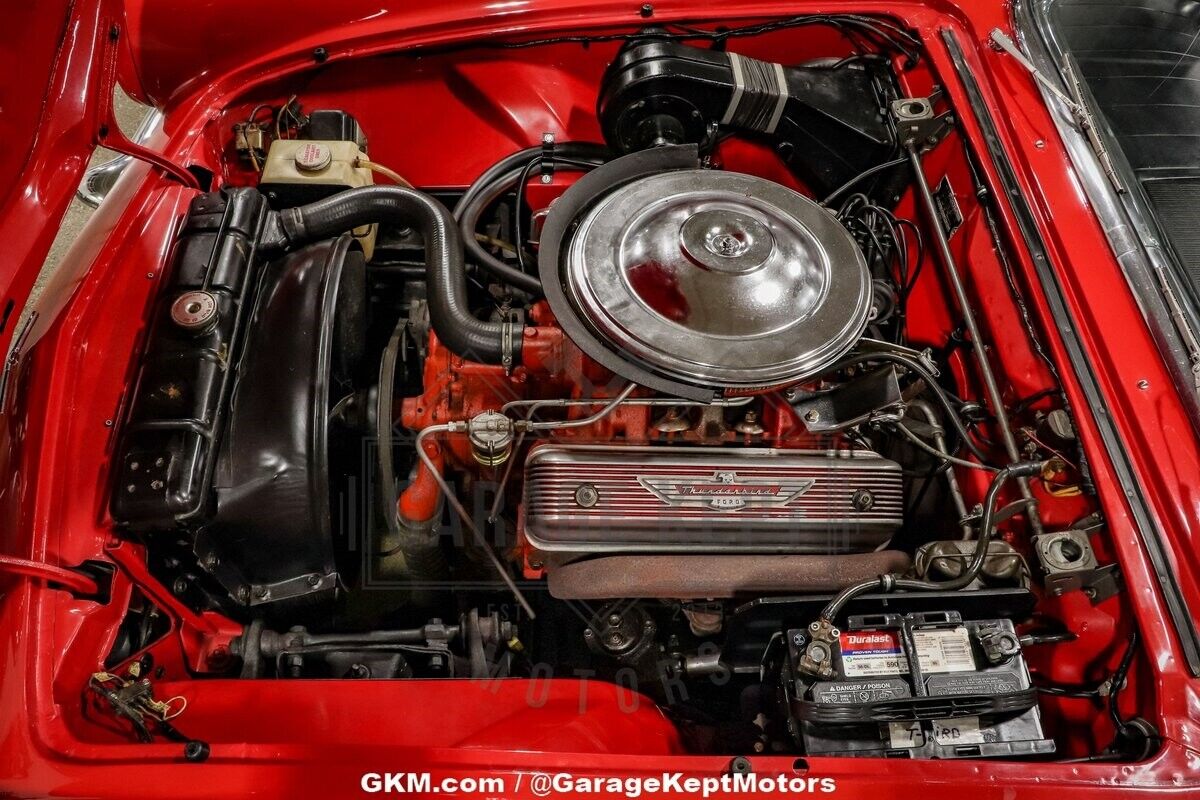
[{"left": 268, "top": 185, "right": 519, "bottom": 365}]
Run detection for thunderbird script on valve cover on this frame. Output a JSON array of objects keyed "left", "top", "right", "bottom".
[{"left": 4, "top": 0, "right": 1200, "bottom": 796}]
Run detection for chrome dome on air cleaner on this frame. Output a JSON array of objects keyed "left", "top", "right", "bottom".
[{"left": 561, "top": 169, "right": 872, "bottom": 390}]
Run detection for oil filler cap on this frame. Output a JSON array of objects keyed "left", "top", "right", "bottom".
[{"left": 294, "top": 141, "right": 333, "bottom": 172}]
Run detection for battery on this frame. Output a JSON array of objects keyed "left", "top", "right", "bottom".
[{"left": 786, "top": 609, "right": 1055, "bottom": 759}]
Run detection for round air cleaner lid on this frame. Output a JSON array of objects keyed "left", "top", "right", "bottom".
[{"left": 561, "top": 169, "right": 871, "bottom": 389}]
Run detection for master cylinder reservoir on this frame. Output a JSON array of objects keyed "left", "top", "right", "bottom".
[{"left": 259, "top": 138, "right": 377, "bottom": 259}]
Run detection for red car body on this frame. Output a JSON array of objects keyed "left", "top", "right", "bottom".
[{"left": 2, "top": 0, "right": 1200, "bottom": 796}]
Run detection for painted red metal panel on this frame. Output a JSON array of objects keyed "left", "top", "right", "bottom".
[{"left": 4, "top": 0, "right": 1200, "bottom": 796}]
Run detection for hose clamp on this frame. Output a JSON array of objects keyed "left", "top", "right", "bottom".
[{"left": 501, "top": 309, "right": 523, "bottom": 375}]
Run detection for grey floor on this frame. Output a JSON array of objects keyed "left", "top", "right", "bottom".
[{"left": 36, "top": 91, "right": 149, "bottom": 296}]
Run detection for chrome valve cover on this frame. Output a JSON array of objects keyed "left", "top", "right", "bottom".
[
  {"left": 562, "top": 169, "right": 872, "bottom": 390},
  {"left": 523, "top": 445, "right": 903, "bottom": 554}
]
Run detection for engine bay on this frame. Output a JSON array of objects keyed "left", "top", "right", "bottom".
[{"left": 90, "top": 14, "right": 1155, "bottom": 763}]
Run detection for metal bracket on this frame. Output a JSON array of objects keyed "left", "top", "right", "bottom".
[
  {"left": 1032, "top": 529, "right": 1121, "bottom": 603},
  {"left": 539, "top": 132, "right": 556, "bottom": 184},
  {"left": 788, "top": 365, "right": 906, "bottom": 433},
  {"left": 890, "top": 92, "right": 954, "bottom": 151}
]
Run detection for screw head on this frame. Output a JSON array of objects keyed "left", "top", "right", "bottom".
[{"left": 640, "top": 3, "right": 654, "bottom": 16}]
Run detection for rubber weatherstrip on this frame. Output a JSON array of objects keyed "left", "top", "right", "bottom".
[{"left": 939, "top": 26, "right": 1200, "bottom": 674}]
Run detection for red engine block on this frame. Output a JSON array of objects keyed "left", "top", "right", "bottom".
[{"left": 396, "top": 301, "right": 830, "bottom": 567}]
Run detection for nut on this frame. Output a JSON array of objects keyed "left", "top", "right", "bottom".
[{"left": 574, "top": 483, "right": 599, "bottom": 508}]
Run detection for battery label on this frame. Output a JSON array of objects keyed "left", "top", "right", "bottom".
[
  {"left": 931, "top": 717, "right": 985, "bottom": 746},
  {"left": 887, "top": 721, "right": 925, "bottom": 749},
  {"left": 888, "top": 718, "right": 987, "bottom": 749},
  {"left": 839, "top": 631, "right": 909, "bottom": 677},
  {"left": 912, "top": 626, "right": 976, "bottom": 673}
]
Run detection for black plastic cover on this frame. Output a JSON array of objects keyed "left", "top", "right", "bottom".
[
  {"left": 201, "top": 235, "right": 366, "bottom": 605},
  {"left": 111, "top": 188, "right": 269, "bottom": 528},
  {"left": 598, "top": 39, "right": 897, "bottom": 196},
  {"left": 306, "top": 109, "right": 368, "bottom": 150}
]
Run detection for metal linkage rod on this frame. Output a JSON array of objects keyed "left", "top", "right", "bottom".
[{"left": 906, "top": 143, "right": 1043, "bottom": 534}]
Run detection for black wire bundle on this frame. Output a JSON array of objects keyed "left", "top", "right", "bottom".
[
  {"left": 835, "top": 192, "right": 924, "bottom": 343},
  {"left": 488, "top": 14, "right": 922, "bottom": 67}
]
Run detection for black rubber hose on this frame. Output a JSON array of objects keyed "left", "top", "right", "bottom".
[
  {"left": 456, "top": 166, "right": 544, "bottom": 294},
  {"left": 453, "top": 142, "right": 609, "bottom": 294},
  {"left": 818, "top": 460, "right": 1046, "bottom": 623},
  {"left": 275, "top": 185, "right": 517, "bottom": 364}
]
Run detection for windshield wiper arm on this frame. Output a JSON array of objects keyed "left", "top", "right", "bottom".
[{"left": 990, "top": 28, "right": 1125, "bottom": 193}]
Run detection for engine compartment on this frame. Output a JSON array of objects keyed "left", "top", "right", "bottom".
[{"left": 81, "top": 13, "right": 1156, "bottom": 764}]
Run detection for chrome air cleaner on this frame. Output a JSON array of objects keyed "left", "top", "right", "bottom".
[{"left": 539, "top": 148, "right": 871, "bottom": 397}]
